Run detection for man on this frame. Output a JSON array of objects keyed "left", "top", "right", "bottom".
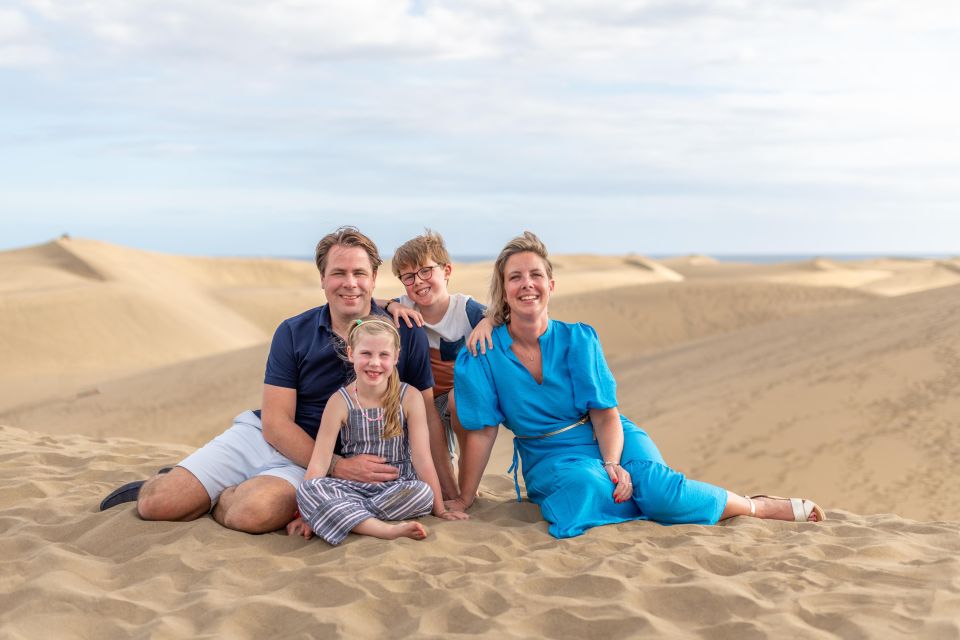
[{"left": 100, "top": 227, "right": 448, "bottom": 534}]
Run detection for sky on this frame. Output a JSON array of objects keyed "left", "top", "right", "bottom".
[{"left": 1, "top": 1, "right": 959, "bottom": 257}]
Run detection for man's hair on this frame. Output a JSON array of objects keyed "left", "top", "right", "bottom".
[
  {"left": 315, "top": 226, "right": 383, "bottom": 276},
  {"left": 391, "top": 229, "right": 451, "bottom": 277}
]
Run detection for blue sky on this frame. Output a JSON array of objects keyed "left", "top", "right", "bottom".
[{"left": 1, "top": 1, "right": 958, "bottom": 257}]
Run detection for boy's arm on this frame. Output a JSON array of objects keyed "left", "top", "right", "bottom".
[
  {"left": 465, "top": 317, "right": 495, "bottom": 356},
  {"left": 375, "top": 297, "right": 424, "bottom": 329},
  {"left": 404, "top": 391, "right": 469, "bottom": 520}
]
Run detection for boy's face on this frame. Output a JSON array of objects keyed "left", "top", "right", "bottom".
[{"left": 397, "top": 257, "right": 452, "bottom": 308}]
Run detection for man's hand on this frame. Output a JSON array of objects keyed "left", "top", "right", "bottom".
[{"left": 333, "top": 454, "right": 400, "bottom": 483}]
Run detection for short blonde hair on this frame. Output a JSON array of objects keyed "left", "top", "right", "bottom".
[
  {"left": 315, "top": 226, "right": 383, "bottom": 276},
  {"left": 488, "top": 231, "right": 554, "bottom": 326},
  {"left": 391, "top": 229, "right": 451, "bottom": 276}
]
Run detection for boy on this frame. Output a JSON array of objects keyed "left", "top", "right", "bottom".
[{"left": 379, "top": 230, "right": 490, "bottom": 484}]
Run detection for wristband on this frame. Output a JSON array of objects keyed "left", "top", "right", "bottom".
[{"left": 384, "top": 299, "right": 394, "bottom": 312}]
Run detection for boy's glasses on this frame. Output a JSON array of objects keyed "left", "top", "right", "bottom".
[{"left": 399, "top": 264, "right": 443, "bottom": 286}]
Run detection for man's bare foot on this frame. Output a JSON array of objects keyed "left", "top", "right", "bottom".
[
  {"left": 753, "top": 496, "right": 821, "bottom": 522},
  {"left": 286, "top": 516, "right": 314, "bottom": 539}
]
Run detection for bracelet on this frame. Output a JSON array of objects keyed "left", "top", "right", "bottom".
[
  {"left": 602, "top": 460, "right": 620, "bottom": 467},
  {"left": 328, "top": 454, "right": 341, "bottom": 476},
  {"left": 384, "top": 299, "right": 394, "bottom": 312}
]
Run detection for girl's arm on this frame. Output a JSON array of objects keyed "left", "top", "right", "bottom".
[
  {"left": 453, "top": 425, "right": 498, "bottom": 509},
  {"left": 404, "top": 390, "right": 469, "bottom": 521},
  {"left": 304, "top": 394, "right": 348, "bottom": 482},
  {"left": 590, "top": 407, "right": 632, "bottom": 503}
]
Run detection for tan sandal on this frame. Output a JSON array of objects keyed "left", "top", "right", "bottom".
[{"left": 748, "top": 494, "right": 826, "bottom": 522}]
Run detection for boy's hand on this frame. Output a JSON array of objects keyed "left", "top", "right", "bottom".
[
  {"left": 466, "top": 317, "right": 495, "bottom": 356},
  {"left": 391, "top": 304, "right": 424, "bottom": 329}
]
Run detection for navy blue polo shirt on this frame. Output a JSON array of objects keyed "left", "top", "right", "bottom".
[{"left": 258, "top": 301, "right": 434, "bottom": 442}]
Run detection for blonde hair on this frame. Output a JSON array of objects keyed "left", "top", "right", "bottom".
[
  {"left": 347, "top": 316, "right": 404, "bottom": 439},
  {"left": 488, "top": 231, "right": 554, "bottom": 326},
  {"left": 315, "top": 226, "right": 383, "bottom": 276},
  {"left": 391, "top": 229, "right": 451, "bottom": 277}
]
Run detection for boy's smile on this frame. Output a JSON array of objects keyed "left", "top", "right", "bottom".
[{"left": 400, "top": 262, "right": 452, "bottom": 310}]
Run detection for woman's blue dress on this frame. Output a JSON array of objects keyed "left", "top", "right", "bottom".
[{"left": 454, "top": 320, "right": 727, "bottom": 539}]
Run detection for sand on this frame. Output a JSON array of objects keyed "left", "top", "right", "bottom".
[{"left": 1, "top": 237, "right": 959, "bottom": 638}]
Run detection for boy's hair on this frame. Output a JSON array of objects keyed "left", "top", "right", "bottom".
[
  {"left": 347, "top": 316, "right": 403, "bottom": 439},
  {"left": 489, "top": 231, "right": 554, "bottom": 326},
  {"left": 391, "top": 229, "right": 451, "bottom": 277},
  {"left": 315, "top": 226, "right": 383, "bottom": 277}
]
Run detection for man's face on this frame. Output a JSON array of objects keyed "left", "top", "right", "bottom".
[{"left": 321, "top": 245, "right": 377, "bottom": 319}]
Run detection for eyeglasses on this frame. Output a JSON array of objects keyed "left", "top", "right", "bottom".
[{"left": 399, "top": 264, "right": 443, "bottom": 286}]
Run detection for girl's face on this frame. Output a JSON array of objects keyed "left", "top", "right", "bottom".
[
  {"left": 503, "top": 251, "right": 554, "bottom": 321},
  {"left": 348, "top": 332, "right": 399, "bottom": 388}
]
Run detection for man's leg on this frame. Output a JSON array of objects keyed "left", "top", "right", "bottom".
[
  {"left": 137, "top": 467, "right": 211, "bottom": 522},
  {"left": 213, "top": 476, "right": 298, "bottom": 534}
]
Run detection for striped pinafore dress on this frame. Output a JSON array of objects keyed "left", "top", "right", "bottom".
[{"left": 296, "top": 383, "right": 435, "bottom": 545}]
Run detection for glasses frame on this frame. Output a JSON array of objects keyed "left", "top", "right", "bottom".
[{"left": 399, "top": 264, "right": 443, "bottom": 286}]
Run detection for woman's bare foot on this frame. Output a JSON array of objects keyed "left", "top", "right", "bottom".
[
  {"left": 752, "top": 496, "right": 821, "bottom": 522},
  {"left": 352, "top": 517, "right": 428, "bottom": 540}
]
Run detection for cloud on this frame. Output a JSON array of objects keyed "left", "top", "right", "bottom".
[{"left": 0, "top": 7, "right": 53, "bottom": 66}]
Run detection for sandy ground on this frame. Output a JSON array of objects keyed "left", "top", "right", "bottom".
[{"left": 1, "top": 237, "right": 958, "bottom": 638}]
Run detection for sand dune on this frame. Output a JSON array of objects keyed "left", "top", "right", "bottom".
[
  {"left": 614, "top": 282, "right": 960, "bottom": 522},
  {"left": 2, "top": 238, "right": 960, "bottom": 638},
  {"left": 1, "top": 424, "right": 958, "bottom": 638}
]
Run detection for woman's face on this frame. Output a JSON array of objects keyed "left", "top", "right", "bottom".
[{"left": 503, "top": 251, "right": 554, "bottom": 320}]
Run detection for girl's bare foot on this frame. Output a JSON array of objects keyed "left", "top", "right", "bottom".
[
  {"left": 389, "top": 521, "right": 428, "bottom": 540},
  {"left": 353, "top": 517, "right": 428, "bottom": 540}
]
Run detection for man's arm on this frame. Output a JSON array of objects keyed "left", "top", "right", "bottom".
[
  {"left": 421, "top": 387, "right": 459, "bottom": 499},
  {"left": 261, "top": 384, "right": 316, "bottom": 467}
]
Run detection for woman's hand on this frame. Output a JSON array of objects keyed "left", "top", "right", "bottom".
[
  {"left": 435, "top": 509, "right": 470, "bottom": 521},
  {"left": 466, "top": 317, "right": 495, "bottom": 356},
  {"left": 444, "top": 496, "right": 471, "bottom": 512},
  {"left": 605, "top": 463, "right": 633, "bottom": 503},
  {"left": 391, "top": 304, "right": 424, "bottom": 329}
]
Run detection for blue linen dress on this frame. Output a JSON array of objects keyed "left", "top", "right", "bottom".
[{"left": 454, "top": 320, "right": 727, "bottom": 539}]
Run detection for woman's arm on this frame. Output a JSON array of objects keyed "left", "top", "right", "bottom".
[
  {"left": 453, "top": 425, "right": 499, "bottom": 509},
  {"left": 405, "top": 391, "right": 470, "bottom": 520},
  {"left": 304, "top": 394, "right": 348, "bottom": 481},
  {"left": 590, "top": 406, "right": 632, "bottom": 503}
]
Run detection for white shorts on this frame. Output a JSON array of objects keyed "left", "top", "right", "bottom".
[{"left": 178, "top": 410, "right": 306, "bottom": 504}]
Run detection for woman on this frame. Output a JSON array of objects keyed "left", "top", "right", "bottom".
[{"left": 448, "top": 232, "right": 824, "bottom": 539}]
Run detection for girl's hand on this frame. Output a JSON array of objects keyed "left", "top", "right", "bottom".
[
  {"left": 605, "top": 463, "right": 633, "bottom": 503},
  {"left": 286, "top": 516, "right": 314, "bottom": 539},
  {"left": 391, "top": 304, "right": 424, "bottom": 329},
  {"left": 436, "top": 509, "right": 470, "bottom": 521}
]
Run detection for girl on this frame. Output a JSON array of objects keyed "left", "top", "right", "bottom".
[{"left": 295, "top": 316, "right": 469, "bottom": 544}]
